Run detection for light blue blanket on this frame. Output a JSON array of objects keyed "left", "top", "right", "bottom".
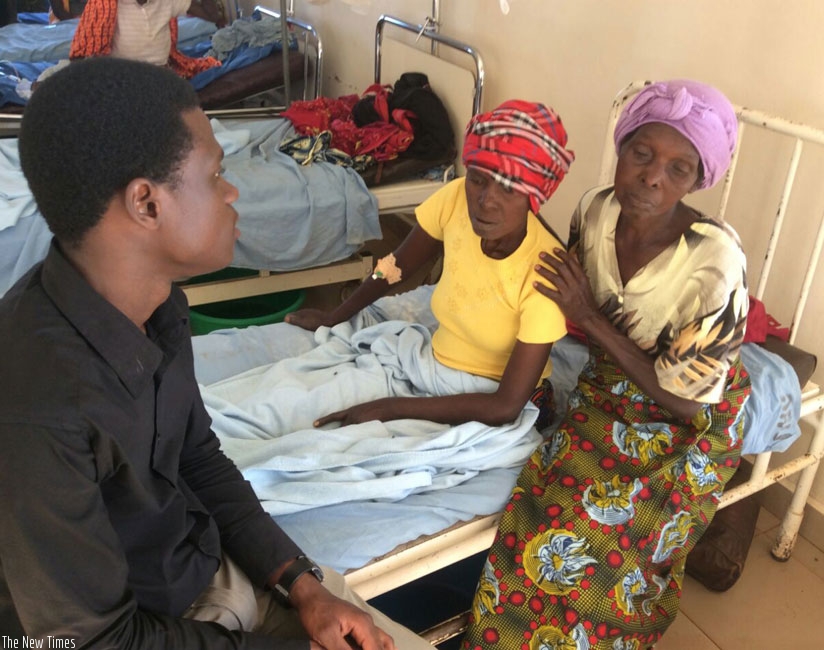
[
  {"left": 192, "top": 285, "right": 804, "bottom": 571},
  {"left": 201, "top": 318, "right": 543, "bottom": 515},
  {"left": 0, "top": 16, "right": 216, "bottom": 64},
  {"left": 0, "top": 118, "right": 379, "bottom": 297},
  {"left": 0, "top": 138, "right": 37, "bottom": 230},
  {"left": 0, "top": 139, "right": 51, "bottom": 296},
  {"left": 213, "top": 117, "right": 381, "bottom": 272}
]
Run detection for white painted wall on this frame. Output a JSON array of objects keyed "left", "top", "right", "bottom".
[{"left": 244, "top": 0, "right": 824, "bottom": 516}]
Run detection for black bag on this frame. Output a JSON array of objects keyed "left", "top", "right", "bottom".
[{"left": 353, "top": 72, "right": 455, "bottom": 162}]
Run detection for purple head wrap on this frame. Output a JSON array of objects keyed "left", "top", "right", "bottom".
[{"left": 613, "top": 80, "right": 738, "bottom": 189}]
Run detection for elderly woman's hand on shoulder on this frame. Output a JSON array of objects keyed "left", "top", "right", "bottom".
[{"left": 533, "top": 247, "right": 600, "bottom": 329}]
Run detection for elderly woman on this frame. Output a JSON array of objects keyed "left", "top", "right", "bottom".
[
  {"left": 463, "top": 81, "right": 750, "bottom": 649},
  {"left": 286, "top": 100, "right": 574, "bottom": 427}
]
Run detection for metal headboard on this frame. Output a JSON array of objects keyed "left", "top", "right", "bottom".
[{"left": 374, "top": 14, "right": 484, "bottom": 117}]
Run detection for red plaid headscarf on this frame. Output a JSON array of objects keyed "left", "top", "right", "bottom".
[{"left": 462, "top": 100, "right": 574, "bottom": 215}]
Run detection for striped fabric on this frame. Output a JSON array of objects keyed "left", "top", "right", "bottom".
[
  {"left": 69, "top": 0, "right": 219, "bottom": 79},
  {"left": 462, "top": 100, "right": 575, "bottom": 215}
]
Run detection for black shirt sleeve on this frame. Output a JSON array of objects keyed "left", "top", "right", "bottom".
[
  {"left": 178, "top": 384, "right": 303, "bottom": 587},
  {"left": 0, "top": 422, "right": 305, "bottom": 649}
]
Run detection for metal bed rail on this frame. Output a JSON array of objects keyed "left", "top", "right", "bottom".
[
  {"left": 192, "top": 14, "right": 484, "bottom": 306},
  {"left": 254, "top": 4, "right": 323, "bottom": 103},
  {"left": 374, "top": 14, "right": 484, "bottom": 117}
]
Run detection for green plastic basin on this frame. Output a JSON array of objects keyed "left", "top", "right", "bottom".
[{"left": 189, "top": 288, "right": 306, "bottom": 335}]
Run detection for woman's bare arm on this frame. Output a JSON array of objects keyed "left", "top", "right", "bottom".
[
  {"left": 314, "top": 339, "right": 552, "bottom": 427},
  {"left": 286, "top": 224, "right": 443, "bottom": 331}
]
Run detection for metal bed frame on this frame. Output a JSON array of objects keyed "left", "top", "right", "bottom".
[
  {"left": 341, "top": 82, "right": 824, "bottom": 643},
  {"left": 253, "top": 3, "right": 323, "bottom": 105},
  {"left": 0, "top": 4, "right": 322, "bottom": 134},
  {"left": 181, "top": 13, "right": 484, "bottom": 307}
]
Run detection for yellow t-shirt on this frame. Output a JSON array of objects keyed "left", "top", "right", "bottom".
[{"left": 416, "top": 178, "right": 567, "bottom": 381}]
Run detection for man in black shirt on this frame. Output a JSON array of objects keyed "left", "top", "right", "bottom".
[{"left": 0, "top": 57, "right": 431, "bottom": 650}]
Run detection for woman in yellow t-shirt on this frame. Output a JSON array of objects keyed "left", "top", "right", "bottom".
[
  {"left": 286, "top": 100, "right": 574, "bottom": 427},
  {"left": 463, "top": 80, "right": 750, "bottom": 650}
]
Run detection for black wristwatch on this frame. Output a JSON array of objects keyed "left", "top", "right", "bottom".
[{"left": 274, "top": 555, "right": 324, "bottom": 605}]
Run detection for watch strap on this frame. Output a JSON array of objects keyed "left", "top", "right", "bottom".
[{"left": 273, "top": 555, "right": 324, "bottom": 604}]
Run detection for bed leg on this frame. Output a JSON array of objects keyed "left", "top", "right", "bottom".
[{"left": 771, "top": 410, "right": 824, "bottom": 561}]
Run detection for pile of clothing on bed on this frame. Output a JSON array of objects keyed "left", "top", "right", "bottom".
[{"left": 280, "top": 72, "right": 456, "bottom": 184}]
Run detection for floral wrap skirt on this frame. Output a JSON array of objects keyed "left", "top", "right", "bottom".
[{"left": 463, "top": 351, "right": 751, "bottom": 650}]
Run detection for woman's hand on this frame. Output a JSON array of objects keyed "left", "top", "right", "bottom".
[
  {"left": 534, "top": 248, "right": 600, "bottom": 328},
  {"left": 314, "top": 399, "right": 394, "bottom": 427},
  {"left": 284, "top": 308, "right": 336, "bottom": 332},
  {"left": 536, "top": 250, "right": 702, "bottom": 421},
  {"left": 290, "top": 574, "right": 395, "bottom": 650}
]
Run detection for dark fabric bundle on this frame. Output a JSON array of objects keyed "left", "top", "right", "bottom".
[{"left": 354, "top": 72, "right": 455, "bottom": 161}]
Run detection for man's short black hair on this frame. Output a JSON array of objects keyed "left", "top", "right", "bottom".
[{"left": 19, "top": 57, "right": 201, "bottom": 246}]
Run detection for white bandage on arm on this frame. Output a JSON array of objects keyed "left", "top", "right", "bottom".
[{"left": 371, "top": 253, "right": 403, "bottom": 284}]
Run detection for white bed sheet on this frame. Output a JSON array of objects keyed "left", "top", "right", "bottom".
[{"left": 200, "top": 318, "right": 543, "bottom": 515}]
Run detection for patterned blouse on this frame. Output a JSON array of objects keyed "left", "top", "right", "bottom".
[{"left": 570, "top": 185, "right": 749, "bottom": 403}]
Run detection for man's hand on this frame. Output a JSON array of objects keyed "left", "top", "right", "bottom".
[{"left": 289, "top": 574, "right": 395, "bottom": 650}]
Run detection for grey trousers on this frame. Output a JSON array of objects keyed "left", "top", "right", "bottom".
[{"left": 184, "top": 555, "right": 433, "bottom": 649}]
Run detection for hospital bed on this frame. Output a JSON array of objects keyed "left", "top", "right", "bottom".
[
  {"left": 179, "top": 12, "right": 484, "bottom": 307},
  {"left": 190, "top": 81, "right": 824, "bottom": 643},
  {"left": 0, "top": 10, "right": 314, "bottom": 296},
  {"left": 0, "top": 13, "right": 482, "bottom": 305},
  {"left": 0, "top": 9, "right": 313, "bottom": 112}
]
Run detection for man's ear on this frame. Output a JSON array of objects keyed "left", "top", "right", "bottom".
[{"left": 124, "top": 178, "right": 162, "bottom": 230}]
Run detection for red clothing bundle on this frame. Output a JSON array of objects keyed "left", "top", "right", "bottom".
[{"left": 281, "top": 85, "right": 415, "bottom": 161}]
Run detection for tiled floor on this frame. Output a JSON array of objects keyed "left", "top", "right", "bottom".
[
  {"left": 369, "top": 507, "right": 824, "bottom": 649},
  {"left": 658, "top": 508, "right": 824, "bottom": 649}
]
